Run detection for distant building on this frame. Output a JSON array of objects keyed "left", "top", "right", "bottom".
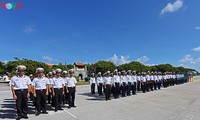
[
  {"left": 73, "top": 62, "right": 87, "bottom": 80},
  {"left": 47, "top": 64, "right": 53, "bottom": 69}
]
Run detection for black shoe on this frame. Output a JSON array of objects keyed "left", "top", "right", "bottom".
[
  {"left": 16, "top": 116, "right": 22, "bottom": 120},
  {"left": 58, "top": 108, "right": 63, "bottom": 110},
  {"left": 71, "top": 105, "right": 76, "bottom": 107},
  {"left": 42, "top": 111, "right": 48, "bottom": 114},
  {"left": 68, "top": 106, "right": 71, "bottom": 109},
  {"left": 22, "top": 115, "right": 28, "bottom": 119},
  {"left": 35, "top": 112, "right": 40, "bottom": 116},
  {"left": 55, "top": 109, "right": 58, "bottom": 112}
]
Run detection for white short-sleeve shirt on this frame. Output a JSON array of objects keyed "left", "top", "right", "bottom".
[
  {"left": 97, "top": 77, "right": 103, "bottom": 84},
  {"left": 103, "top": 77, "right": 111, "bottom": 85},
  {"left": 52, "top": 77, "right": 65, "bottom": 88},
  {"left": 66, "top": 77, "right": 77, "bottom": 87},
  {"left": 10, "top": 75, "right": 31, "bottom": 90},
  {"left": 32, "top": 77, "right": 49, "bottom": 90}
]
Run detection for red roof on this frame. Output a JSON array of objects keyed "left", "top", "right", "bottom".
[{"left": 74, "top": 62, "right": 85, "bottom": 67}]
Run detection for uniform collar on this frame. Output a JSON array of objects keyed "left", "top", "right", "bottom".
[{"left": 17, "top": 75, "right": 25, "bottom": 78}]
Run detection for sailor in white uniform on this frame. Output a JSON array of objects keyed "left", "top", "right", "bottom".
[
  {"left": 10, "top": 65, "right": 31, "bottom": 120},
  {"left": 32, "top": 68, "right": 49, "bottom": 116}
]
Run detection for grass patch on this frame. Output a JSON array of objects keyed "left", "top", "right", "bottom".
[{"left": 76, "top": 81, "right": 90, "bottom": 85}]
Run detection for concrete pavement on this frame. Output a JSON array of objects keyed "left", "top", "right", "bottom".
[{"left": 1, "top": 76, "right": 200, "bottom": 120}]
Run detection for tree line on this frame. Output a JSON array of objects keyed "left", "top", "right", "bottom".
[{"left": 0, "top": 58, "right": 197, "bottom": 77}]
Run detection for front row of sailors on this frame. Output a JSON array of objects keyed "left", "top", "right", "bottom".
[
  {"left": 10, "top": 65, "right": 77, "bottom": 119},
  {"left": 90, "top": 70, "right": 186, "bottom": 101}
]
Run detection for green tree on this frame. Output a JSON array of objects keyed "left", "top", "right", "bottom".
[{"left": 94, "top": 61, "right": 116, "bottom": 74}]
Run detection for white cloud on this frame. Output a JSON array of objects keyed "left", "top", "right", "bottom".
[
  {"left": 192, "top": 46, "right": 200, "bottom": 51},
  {"left": 179, "top": 54, "right": 200, "bottom": 71},
  {"left": 195, "top": 26, "right": 200, "bottom": 30},
  {"left": 136, "top": 56, "right": 150, "bottom": 63},
  {"left": 23, "top": 25, "right": 37, "bottom": 34},
  {"left": 1, "top": 60, "right": 8, "bottom": 64},
  {"left": 192, "top": 58, "right": 200, "bottom": 64},
  {"left": 42, "top": 56, "right": 54, "bottom": 62},
  {"left": 160, "top": 0, "right": 184, "bottom": 15},
  {"left": 108, "top": 54, "right": 131, "bottom": 66},
  {"left": 179, "top": 54, "right": 193, "bottom": 63}
]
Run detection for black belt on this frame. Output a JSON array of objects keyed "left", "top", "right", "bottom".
[
  {"left": 55, "top": 88, "right": 63, "bottom": 89},
  {"left": 36, "top": 89, "right": 46, "bottom": 91},
  {"left": 68, "top": 87, "right": 75, "bottom": 88},
  {"left": 15, "top": 89, "right": 28, "bottom": 91}
]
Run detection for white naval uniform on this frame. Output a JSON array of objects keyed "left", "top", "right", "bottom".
[
  {"left": 96, "top": 77, "right": 103, "bottom": 95},
  {"left": 66, "top": 77, "right": 77, "bottom": 107},
  {"left": 32, "top": 77, "right": 49, "bottom": 90},
  {"left": 10, "top": 75, "right": 31, "bottom": 90}
]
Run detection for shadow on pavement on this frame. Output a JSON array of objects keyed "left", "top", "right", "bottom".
[{"left": 78, "top": 92, "right": 107, "bottom": 101}]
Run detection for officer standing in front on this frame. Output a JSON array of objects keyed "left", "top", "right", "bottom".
[
  {"left": 62, "top": 70, "right": 69, "bottom": 105},
  {"left": 111, "top": 69, "right": 120, "bottom": 99},
  {"left": 96, "top": 72, "right": 103, "bottom": 96},
  {"left": 32, "top": 68, "right": 49, "bottom": 116},
  {"left": 90, "top": 73, "right": 96, "bottom": 95},
  {"left": 66, "top": 69, "right": 77, "bottom": 108},
  {"left": 52, "top": 68, "right": 65, "bottom": 112},
  {"left": 10, "top": 65, "right": 31, "bottom": 120},
  {"left": 103, "top": 71, "right": 112, "bottom": 101}
]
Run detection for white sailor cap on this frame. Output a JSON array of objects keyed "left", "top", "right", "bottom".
[
  {"left": 56, "top": 68, "right": 62, "bottom": 73},
  {"left": 52, "top": 71, "right": 56, "bottom": 74},
  {"left": 132, "top": 70, "right": 136, "bottom": 73},
  {"left": 36, "top": 67, "right": 44, "bottom": 73},
  {"left": 114, "top": 69, "right": 118, "bottom": 72},
  {"left": 48, "top": 72, "right": 53, "bottom": 75},
  {"left": 16, "top": 65, "right": 26, "bottom": 71},
  {"left": 62, "top": 70, "right": 68, "bottom": 74},
  {"left": 69, "top": 69, "right": 74, "bottom": 73},
  {"left": 98, "top": 72, "right": 101, "bottom": 75},
  {"left": 107, "top": 71, "right": 110, "bottom": 74},
  {"left": 127, "top": 70, "right": 131, "bottom": 73},
  {"left": 91, "top": 73, "right": 95, "bottom": 76}
]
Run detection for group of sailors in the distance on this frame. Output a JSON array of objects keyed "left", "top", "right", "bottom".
[{"left": 90, "top": 69, "right": 187, "bottom": 101}]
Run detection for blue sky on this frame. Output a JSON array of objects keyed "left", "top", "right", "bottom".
[{"left": 0, "top": 0, "right": 200, "bottom": 71}]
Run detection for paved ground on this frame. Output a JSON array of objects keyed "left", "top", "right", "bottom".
[{"left": 1, "top": 76, "right": 200, "bottom": 120}]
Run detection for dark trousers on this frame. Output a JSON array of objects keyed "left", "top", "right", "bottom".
[
  {"left": 150, "top": 81, "right": 154, "bottom": 91},
  {"left": 132, "top": 82, "right": 137, "bottom": 95},
  {"left": 91, "top": 83, "right": 95, "bottom": 95},
  {"left": 68, "top": 87, "right": 76, "bottom": 107},
  {"left": 36, "top": 89, "right": 47, "bottom": 113},
  {"left": 121, "top": 82, "right": 126, "bottom": 97},
  {"left": 98, "top": 83, "right": 103, "bottom": 95},
  {"left": 105, "top": 84, "right": 111, "bottom": 101},
  {"left": 54, "top": 88, "right": 63, "bottom": 110},
  {"left": 154, "top": 81, "right": 157, "bottom": 90},
  {"left": 127, "top": 82, "right": 132, "bottom": 96},
  {"left": 137, "top": 81, "right": 141, "bottom": 91},
  {"left": 141, "top": 82, "right": 146, "bottom": 93},
  {"left": 15, "top": 89, "right": 28, "bottom": 117},
  {"left": 62, "top": 87, "right": 69, "bottom": 105},
  {"left": 146, "top": 81, "right": 150, "bottom": 92},
  {"left": 157, "top": 81, "right": 161, "bottom": 89},
  {"left": 163, "top": 80, "right": 167, "bottom": 88},
  {"left": 114, "top": 82, "right": 120, "bottom": 98},
  {"left": 48, "top": 92, "right": 52, "bottom": 104}
]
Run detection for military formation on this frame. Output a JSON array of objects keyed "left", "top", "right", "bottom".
[
  {"left": 10, "top": 65, "right": 77, "bottom": 120},
  {"left": 90, "top": 69, "right": 187, "bottom": 101},
  {"left": 10, "top": 65, "right": 189, "bottom": 120}
]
